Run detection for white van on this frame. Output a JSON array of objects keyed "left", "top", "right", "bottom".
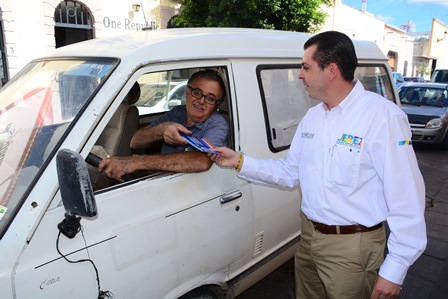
[
  {"left": 432, "top": 69, "right": 448, "bottom": 83},
  {"left": 0, "top": 28, "right": 398, "bottom": 299},
  {"left": 431, "top": 60, "right": 448, "bottom": 83}
]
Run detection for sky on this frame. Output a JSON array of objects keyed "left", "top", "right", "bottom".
[{"left": 342, "top": 0, "right": 448, "bottom": 32}]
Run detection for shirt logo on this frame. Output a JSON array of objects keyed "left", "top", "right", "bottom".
[
  {"left": 336, "top": 133, "right": 363, "bottom": 149},
  {"left": 301, "top": 132, "right": 315, "bottom": 139},
  {"left": 398, "top": 140, "right": 412, "bottom": 146}
]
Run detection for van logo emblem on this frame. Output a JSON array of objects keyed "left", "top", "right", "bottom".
[{"left": 40, "top": 277, "right": 61, "bottom": 290}]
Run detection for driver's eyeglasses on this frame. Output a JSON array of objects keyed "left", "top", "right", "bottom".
[{"left": 188, "top": 85, "right": 219, "bottom": 105}]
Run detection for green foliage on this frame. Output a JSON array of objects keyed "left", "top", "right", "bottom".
[{"left": 173, "top": 0, "right": 334, "bottom": 33}]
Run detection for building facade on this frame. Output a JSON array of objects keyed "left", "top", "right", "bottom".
[
  {"left": 324, "top": 0, "right": 448, "bottom": 80},
  {"left": 425, "top": 18, "right": 448, "bottom": 77},
  {"left": 0, "top": 0, "right": 181, "bottom": 86},
  {"left": 0, "top": 0, "right": 446, "bottom": 86},
  {"left": 322, "top": 0, "right": 414, "bottom": 78}
]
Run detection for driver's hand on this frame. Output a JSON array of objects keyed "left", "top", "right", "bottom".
[
  {"left": 161, "top": 122, "right": 191, "bottom": 145},
  {"left": 99, "top": 156, "right": 138, "bottom": 182}
]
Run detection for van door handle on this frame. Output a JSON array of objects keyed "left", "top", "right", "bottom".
[{"left": 220, "top": 190, "right": 242, "bottom": 204}]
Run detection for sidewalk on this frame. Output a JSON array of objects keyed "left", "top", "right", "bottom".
[{"left": 398, "top": 146, "right": 448, "bottom": 299}]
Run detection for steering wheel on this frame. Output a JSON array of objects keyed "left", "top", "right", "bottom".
[
  {"left": 86, "top": 152, "right": 103, "bottom": 167},
  {"left": 85, "top": 152, "right": 135, "bottom": 182}
]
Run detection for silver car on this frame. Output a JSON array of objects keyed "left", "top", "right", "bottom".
[{"left": 399, "top": 82, "right": 448, "bottom": 149}]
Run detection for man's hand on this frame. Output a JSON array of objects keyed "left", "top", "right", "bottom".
[
  {"left": 209, "top": 147, "right": 241, "bottom": 169},
  {"left": 99, "top": 156, "right": 140, "bottom": 182},
  {"left": 370, "top": 276, "right": 401, "bottom": 299},
  {"left": 161, "top": 122, "right": 191, "bottom": 145}
]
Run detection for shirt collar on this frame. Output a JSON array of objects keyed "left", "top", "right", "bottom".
[
  {"left": 186, "top": 111, "right": 219, "bottom": 131},
  {"left": 322, "top": 80, "right": 364, "bottom": 113}
]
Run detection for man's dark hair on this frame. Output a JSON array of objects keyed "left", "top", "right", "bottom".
[
  {"left": 188, "top": 69, "right": 226, "bottom": 102},
  {"left": 304, "top": 31, "right": 358, "bottom": 82}
]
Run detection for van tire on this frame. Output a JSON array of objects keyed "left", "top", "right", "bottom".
[{"left": 178, "top": 287, "right": 220, "bottom": 299}]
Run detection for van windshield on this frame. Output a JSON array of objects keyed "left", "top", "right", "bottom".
[{"left": 0, "top": 59, "right": 116, "bottom": 236}]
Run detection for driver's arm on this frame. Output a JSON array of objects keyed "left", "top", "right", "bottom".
[
  {"left": 99, "top": 151, "right": 212, "bottom": 182},
  {"left": 130, "top": 122, "right": 190, "bottom": 150}
]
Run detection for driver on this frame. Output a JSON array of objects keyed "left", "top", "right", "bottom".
[
  {"left": 403, "top": 90, "right": 420, "bottom": 104},
  {"left": 99, "top": 69, "right": 228, "bottom": 182}
]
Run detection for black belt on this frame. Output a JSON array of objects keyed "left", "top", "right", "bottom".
[{"left": 311, "top": 221, "right": 383, "bottom": 235}]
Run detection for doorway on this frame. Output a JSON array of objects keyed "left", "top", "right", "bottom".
[{"left": 54, "top": 0, "right": 93, "bottom": 48}]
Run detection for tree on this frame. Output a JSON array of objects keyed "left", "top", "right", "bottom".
[{"left": 172, "top": 0, "right": 335, "bottom": 33}]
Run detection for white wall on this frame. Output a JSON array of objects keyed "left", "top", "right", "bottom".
[
  {"left": 321, "top": 0, "right": 413, "bottom": 76},
  {"left": 0, "top": 0, "right": 173, "bottom": 78},
  {"left": 0, "top": 0, "right": 55, "bottom": 76},
  {"left": 322, "top": 2, "right": 385, "bottom": 45},
  {"left": 429, "top": 18, "right": 448, "bottom": 61}
]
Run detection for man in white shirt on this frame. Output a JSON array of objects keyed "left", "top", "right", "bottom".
[{"left": 210, "top": 31, "right": 426, "bottom": 299}]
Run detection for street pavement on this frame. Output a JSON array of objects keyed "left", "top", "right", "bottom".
[{"left": 236, "top": 143, "right": 448, "bottom": 299}]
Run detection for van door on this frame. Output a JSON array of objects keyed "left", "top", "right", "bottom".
[
  {"left": 13, "top": 63, "right": 255, "bottom": 299},
  {"left": 225, "top": 62, "right": 310, "bottom": 284}
]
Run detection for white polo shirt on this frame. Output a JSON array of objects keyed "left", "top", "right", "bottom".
[{"left": 239, "top": 80, "right": 427, "bottom": 285}]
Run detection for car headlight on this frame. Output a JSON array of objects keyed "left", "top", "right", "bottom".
[{"left": 426, "top": 118, "right": 443, "bottom": 129}]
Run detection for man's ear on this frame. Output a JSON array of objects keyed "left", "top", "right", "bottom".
[{"left": 328, "top": 63, "right": 339, "bottom": 81}]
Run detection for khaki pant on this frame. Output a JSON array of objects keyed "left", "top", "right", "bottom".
[{"left": 295, "top": 214, "right": 386, "bottom": 299}]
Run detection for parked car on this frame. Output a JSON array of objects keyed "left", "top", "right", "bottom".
[
  {"left": 392, "top": 71, "right": 404, "bottom": 88},
  {"left": 0, "top": 28, "right": 399, "bottom": 299},
  {"left": 403, "top": 76, "right": 426, "bottom": 83},
  {"left": 135, "top": 80, "right": 187, "bottom": 115},
  {"left": 398, "top": 82, "right": 448, "bottom": 150}
]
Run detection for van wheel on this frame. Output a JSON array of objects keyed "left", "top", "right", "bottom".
[{"left": 178, "top": 287, "right": 220, "bottom": 299}]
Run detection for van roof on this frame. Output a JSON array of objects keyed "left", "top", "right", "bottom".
[{"left": 47, "top": 28, "right": 386, "bottom": 63}]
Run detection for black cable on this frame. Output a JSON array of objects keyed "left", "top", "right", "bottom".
[{"left": 56, "top": 230, "right": 113, "bottom": 299}]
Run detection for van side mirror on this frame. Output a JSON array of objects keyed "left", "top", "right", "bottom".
[{"left": 56, "top": 149, "right": 97, "bottom": 238}]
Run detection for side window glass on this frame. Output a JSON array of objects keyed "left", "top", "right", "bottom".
[
  {"left": 355, "top": 65, "right": 395, "bottom": 102},
  {"left": 258, "top": 66, "right": 319, "bottom": 152},
  {"left": 135, "top": 69, "right": 190, "bottom": 115},
  {"left": 88, "top": 66, "right": 231, "bottom": 191}
]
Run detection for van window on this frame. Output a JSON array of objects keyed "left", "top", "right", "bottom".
[
  {"left": 258, "top": 66, "right": 318, "bottom": 152},
  {"left": 355, "top": 65, "right": 395, "bottom": 102},
  {"left": 89, "top": 66, "right": 231, "bottom": 191},
  {"left": 135, "top": 69, "right": 190, "bottom": 116},
  {"left": 431, "top": 69, "right": 448, "bottom": 83},
  {"left": 0, "top": 58, "right": 116, "bottom": 236},
  {"left": 258, "top": 64, "right": 396, "bottom": 152}
]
